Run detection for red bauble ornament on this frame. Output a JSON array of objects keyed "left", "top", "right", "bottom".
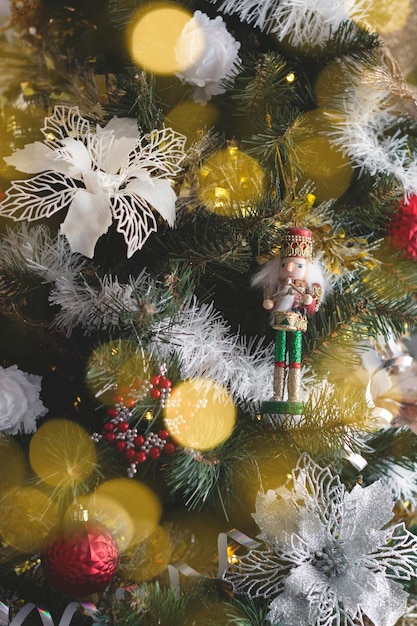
[
  {"left": 41, "top": 520, "right": 119, "bottom": 597},
  {"left": 389, "top": 195, "right": 417, "bottom": 259}
]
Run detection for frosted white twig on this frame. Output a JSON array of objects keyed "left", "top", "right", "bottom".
[
  {"left": 148, "top": 296, "right": 275, "bottom": 412},
  {"left": 327, "top": 78, "right": 417, "bottom": 198},
  {"left": 211, "top": 0, "right": 368, "bottom": 47},
  {"left": 50, "top": 270, "right": 171, "bottom": 335},
  {"left": 0, "top": 224, "right": 86, "bottom": 285}
]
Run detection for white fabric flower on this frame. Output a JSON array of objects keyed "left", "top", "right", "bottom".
[
  {"left": 0, "top": 365, "right": 47, "bottom": 434},
  {"left": 175, "top": 11, "right": 240, "bottom": 105},
  {"left": 0, "top": 106, "right": 187, "bottom": 258},
  {"left": 224, "top": 455, "right": 417, "bottom": 626}
]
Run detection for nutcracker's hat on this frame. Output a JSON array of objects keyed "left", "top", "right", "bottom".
[{"left": 280, "top": 227, "right": 313, "bottom": 259}]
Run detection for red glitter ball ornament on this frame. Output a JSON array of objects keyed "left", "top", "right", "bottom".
[
  {"left": 41, "top": 519, "right": 119, "bottom": 597},
  {"left": 389, "top": 195, "right": 417, "bottom": 259}
]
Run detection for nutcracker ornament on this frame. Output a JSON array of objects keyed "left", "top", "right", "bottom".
[{"left": 252, "top": 227, "right": 328, "bottom": 414}]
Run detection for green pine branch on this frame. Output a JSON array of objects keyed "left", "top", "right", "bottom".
[{"left": 318, "top": 20, "right": 381, "bottom": 66}]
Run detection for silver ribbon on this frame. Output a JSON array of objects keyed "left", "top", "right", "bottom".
[
  {"left": 365, "top": 355, "right": 414, "bottom": 425},
  {"left": 168, "top": 528, "right": 262, "bottom": 590},
  {"left": 0, "top": 602, "right": 97, "bottom": 626}
]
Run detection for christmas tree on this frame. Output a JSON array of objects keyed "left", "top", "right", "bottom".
[{"left": 2, "top": 0, "right": 417, "bottom": 624}]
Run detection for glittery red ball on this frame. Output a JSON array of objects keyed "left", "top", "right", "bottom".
[
  {"left": 41, "top": 520, "right": 119, "bottom": 597},
  {"left": 389, "top": 195, "right": 417, "bottom": 259}
]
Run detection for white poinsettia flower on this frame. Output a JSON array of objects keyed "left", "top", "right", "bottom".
[
  {"left": 224, "top": 455, "right": 417, "bottom": 626},
  {"left": 0, "top": 106, "right": 187, "bottom": 258},
  {"left": 0, "top": 365, "right": 47, "bottom": 434},
  {"left": 175, "top": 11, "right": 240, "bottom": 105}
]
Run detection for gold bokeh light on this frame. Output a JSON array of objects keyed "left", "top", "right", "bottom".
[
  {"left": 314, "top": 60, "right": 352, "bottom": 108},
  {"left": 128, "top": 3, "right": 202, "bottom": 75},
  {"left": 0, "top": 486, "right": 59, "bottom": 553},
  {"left": 353, "top": 0, "right": 410, "bottom": 34},
  {"left": 163, "top": 378, "right": 236, "bottom": 450},
  {"left": 165, "top": 101, "right": 218, "bottom": 145},
  {"left": 291, "top": 109, "right": 353, "bottom": 202},
  {"left": 94, "top": 478, "right": 162, "bottom": 547},
  {"left": 120, "top": 525, "right": 173, "bottom": 582},
  {"left": 29, "top": 419, "right": 97, "bottom": 488},
  {"left": 86, "top": 339, "right": 152, "bottom": 405},
  {"left": 0, "top": 434, "right": 26, "bottom": 494},
  {"left": 64, "top": 494, "right": 134, "bottom": 551},
  {"left": 198, "top": 146, "right": 265, "bottom": 216}
]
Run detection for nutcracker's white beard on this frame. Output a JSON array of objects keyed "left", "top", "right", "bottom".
[{"left": 272, "top": 283, "right": 296, "bottom": 312}]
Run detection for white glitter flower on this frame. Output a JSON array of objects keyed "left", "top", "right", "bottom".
[
  {"left": 0, "top": 365, "right": 47, "bottom": 434},
  {"left": 224, "top": 455, "right": 417, "bottom": 626},
  {"left": 175, "top": 11, "right": 240, "bottom": 105},
  {"left": 0, "top": 106, "right": 187, "bottom": 258}
]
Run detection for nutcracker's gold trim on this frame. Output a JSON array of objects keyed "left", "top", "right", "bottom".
[
  {"left": 288, "top": 368, "right": 301, "bottom": 402},
  {"left": 272, "top": 311, "right": 308, "bottom": 331},
  {"left": 273, "top": 366, "right": 285, "bottom": 400},
  {"left": 280, "top": 233, "right": 313, "bottom": 259}
]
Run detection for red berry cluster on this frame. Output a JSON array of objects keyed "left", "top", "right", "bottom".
[
  {"left": 149, "top": 374, "right": 172, "bottom": 406},
  {"left": 92, "top": 402, "right": 176, "bottom": 477}
]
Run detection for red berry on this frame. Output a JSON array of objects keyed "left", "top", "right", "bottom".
[
  {"left": 105, "top": 433, "right": 116, "bottom": 443},
  {"left": 103, "top": 422, "right": 115, "bottom": 432},
  {"left": 159, "top": 377, "right": 172, "bottom": 389},
  {"left": 125, "top": 398, "right": 136, "bottom": 408},
  {"left": 150, "top": 388, "right": 162, "bottom": 400},
  {"left": 135, "top": 451, "right": 147, "bottom": 463},
  {"left": 133, "top": 435, "right": 145, "bottom": 447},
  {"left": 116, "top": 441, "right": 127, "bottom": 452},
  {"left": 107, "top": 407, "right": 119, "bottom": 419},
  {"left": 158, "top": 429, "right": 170, "bottom": 440},
  {"left": 117, "top": 421, "right": 129, "bottom": 433},
  {"left": 150, "top": 375, "right": 161, "bottom": 387},
  {"left": 163, "top": 442, "right": 175, "bottom": 455},
  {"left": 112, "top": 395, "right": 124, "bottom": 404},
  {"left": 148, "top": 447, "right": 161, "bottom": 459},
  {"left": 125, "top": 448, "right": 136, "bottom": 461}
]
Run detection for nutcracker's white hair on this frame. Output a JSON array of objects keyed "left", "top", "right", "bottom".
[{"left": 251, "top": 255, "right": 332, "bottom": 301}]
